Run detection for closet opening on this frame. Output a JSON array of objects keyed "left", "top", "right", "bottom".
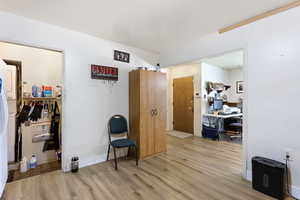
[{"left": 0, "top": 41, "right": 64, "bottom": 182}]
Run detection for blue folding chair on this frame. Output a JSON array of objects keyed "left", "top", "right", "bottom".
[{"left": 107, "top": 115, "right": 138, "bottom": 170}]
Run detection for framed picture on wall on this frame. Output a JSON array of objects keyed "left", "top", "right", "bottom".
[{"left": 236, "top": 81, "right": 244, "bottom": 93}]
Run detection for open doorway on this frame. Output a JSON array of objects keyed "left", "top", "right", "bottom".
[
  {"left": 166, "top": 50, "right": 245, "bottom": 176},
  {"left": 201, "top": 50, "right": 244, "bottom": 143},
  {"left": 0, "top": 42, "right": 64, "bottom": 182}
]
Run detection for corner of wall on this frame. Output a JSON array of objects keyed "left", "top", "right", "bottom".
[
  {"left": 246, "top": 169, "right": 252, "bottom": 181},
  {"left": 292, "top": 186, "right": 300, "bottom": 199},
  {"left": 0, "top": 179, "right": 6, "bottom": 199}
]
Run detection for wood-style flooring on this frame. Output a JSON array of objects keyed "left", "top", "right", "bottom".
[
  {"left": 7, "top": 161, "right": 61, "bottom": 183},
  {"left": 4, "top": 136, "right": 284, "bottom": 200}
]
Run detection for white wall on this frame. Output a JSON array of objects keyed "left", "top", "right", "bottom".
[
  {"left": 0, "top": 11, "right": 159, "bottom": 178},
  {"left": 0, "top": 133, "right": 7, "bottom": 197},
  {"left": 201, "top": 62, "right": 229, "bottom": 85},
  {"left": 0, "top": 59, "right": 8, "bottom": 197},
  {"left": 160, "top": 6, "right": 300, "bottom": 197},
  {"left": 227, "top": 68, "right": 243, "bottom": 103},
  {"left": 166, "top": 64, "right": 201, "bottom": 136},
  {"left": 0, "top": 42, "right": 63, "bottom": 93}
]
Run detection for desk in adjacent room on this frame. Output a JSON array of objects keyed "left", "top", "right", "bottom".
[
  {"left": 202, "top": 113, "right": 243, "bottom": 139},
  {"left": 203, "top": 113, "right": 243, "bottom": 119}
]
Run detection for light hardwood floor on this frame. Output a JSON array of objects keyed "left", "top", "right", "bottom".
[{"left": 4, "top": 136, "right": 281, "bottom": 200}]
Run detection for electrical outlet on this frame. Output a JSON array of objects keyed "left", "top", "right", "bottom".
[{"left": 285, "top": 148, "right": 293, "bottom": 161}]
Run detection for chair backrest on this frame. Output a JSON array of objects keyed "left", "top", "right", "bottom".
[{"left": 108, "top": 115, "right": 128, "bottom": 142}]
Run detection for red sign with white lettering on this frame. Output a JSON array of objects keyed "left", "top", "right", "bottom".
[{"left": 91, "top": 65, "right": 118, "bottom": 81}]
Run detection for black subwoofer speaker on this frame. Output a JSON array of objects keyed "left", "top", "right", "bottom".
[{"left": 252, "top": 157, "right": 286, "bottom": 200}]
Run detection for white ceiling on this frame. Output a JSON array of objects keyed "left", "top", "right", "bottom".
[
  {"left": 0, "top": 0, "right": 294, "bottom": 53},
  {"left": 201, "top": 50, "right": 244, "bottom": 69}
]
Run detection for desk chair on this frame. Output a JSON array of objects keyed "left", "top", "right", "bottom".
[
  {"left": 107, "top": 115, "right": 138, "bottom": 170},
  {"left": 227, "top": 117, "right": 243, "bottom": 140}
]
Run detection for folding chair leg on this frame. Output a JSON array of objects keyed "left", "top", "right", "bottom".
[
  {"left": 113, "top": 147, "right": 118, "bottom": 170},
  {"left": 107, "top": 144, "right": 111, "bottom": 161},
  {"left": 135, "top": 145, "right": 138, "bottom": 166},
  {"left": 241, "top": 131, "right": 243, "bottom": 141},
  {"left": 127, "top": 146, "right": 130, "bottom": 160}
]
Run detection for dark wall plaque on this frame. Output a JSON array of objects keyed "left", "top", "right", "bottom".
[{"left": 114, "top": 50, "right": 130, "bottom": 63}]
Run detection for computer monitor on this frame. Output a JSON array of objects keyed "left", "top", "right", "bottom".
[{"left": 213, "top": 99, "right": 223, "bottom": 111}]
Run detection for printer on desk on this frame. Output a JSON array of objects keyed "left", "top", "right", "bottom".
[{"left": 222, "top": 105, "right": 241, "bottom": 115}]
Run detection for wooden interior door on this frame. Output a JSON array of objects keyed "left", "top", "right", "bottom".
[
  {"left": 173, "top": 77, "right": 194, "bottom": 134},
  {"left": 153, "top": 72, "right": 167, "bottom": 153}
]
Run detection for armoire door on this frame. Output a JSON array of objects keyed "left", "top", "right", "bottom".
[
  {"left": 153, "top": 72, "right": 167, "bottom": 153},
  {"left": 139, "top": 71, "right": 156, "bottom": 158}
]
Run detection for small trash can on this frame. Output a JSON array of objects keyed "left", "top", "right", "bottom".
[{"left": 252, "top": 156, "right": 286, "bottom": 200}]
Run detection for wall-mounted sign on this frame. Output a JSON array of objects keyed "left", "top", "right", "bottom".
[
  {"left": 114, "top": 50, "right": 130, "bottom": 63},
  {"left": 91, "top": 64, "right": 118, "bottom": 81}
]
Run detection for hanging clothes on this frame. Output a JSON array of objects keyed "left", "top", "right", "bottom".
[
  {"left": 43, "top": 101, "right": 60, "bottom": 152},
  {"left": 28, "top": 103, "right": 43, "bottom": 121},
  {"left": 19, "top": 102, "right": 44, "bottom": 123},
  {"left": 18, "top": 105, "right": 31, "bottom": 123}
]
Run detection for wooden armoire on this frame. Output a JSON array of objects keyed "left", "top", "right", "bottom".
[{"left": 129, "top": 70, "right": 167, "bottom": 160}]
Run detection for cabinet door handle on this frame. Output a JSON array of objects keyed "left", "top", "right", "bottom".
[
  {"left": 154, "top": 109, "right": 158, "bottom": 116},
  {"left": 151, "top": 109, "right": 155, "bottom": 116}
]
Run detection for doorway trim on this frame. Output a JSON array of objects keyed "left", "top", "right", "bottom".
[
  {"left": 3, "top": 60, "right": 22, "bottom": 114},
  {"left": 3, "top": 59, "right": 22, "bottom": 163},
  {"left": 241, "top": 48, "right": 249, "bottom": 180}
]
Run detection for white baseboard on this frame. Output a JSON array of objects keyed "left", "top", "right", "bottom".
[
  {"left": 0, "top": 181, "right": 5, "bottom": 199},
  {"left": 63, "top": 154, "right": 107, "bottom": 172},
  {"left": 62, "top": 149, "right": 128, "bottom": 172},
  {"left": 291, "top": 185, "right": 300, "bottom": 199},
  {"left": 77, "top": 150, "right": 129, "bottom": 170},
  {"left": 246, "top": 170, "right": 252, "bottom": 181},
  {"left": 246, "top": 170, "right": 300, "bottom": 199},
  {"left": 79, "top": 154, "right": 107, "bottom": 169}
]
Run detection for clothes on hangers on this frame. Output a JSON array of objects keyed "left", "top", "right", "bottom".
[
  {"left": 19, "top": 101, "right": 51, "bottom": 123},
  {"left": 17, "top": 100, "right": 61, "bottom": 156},
  {"left": 28, "top": 104, "right": 43, "bottom": 121},
  {"left": 18, "top": 105, "right": 31, "bottom": 123},
  {"left": 43, "top": 101, "right": 60, "bottom": 152},
  {"left": 14, "top": 125, "right": 22, "bottom": 162}
]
